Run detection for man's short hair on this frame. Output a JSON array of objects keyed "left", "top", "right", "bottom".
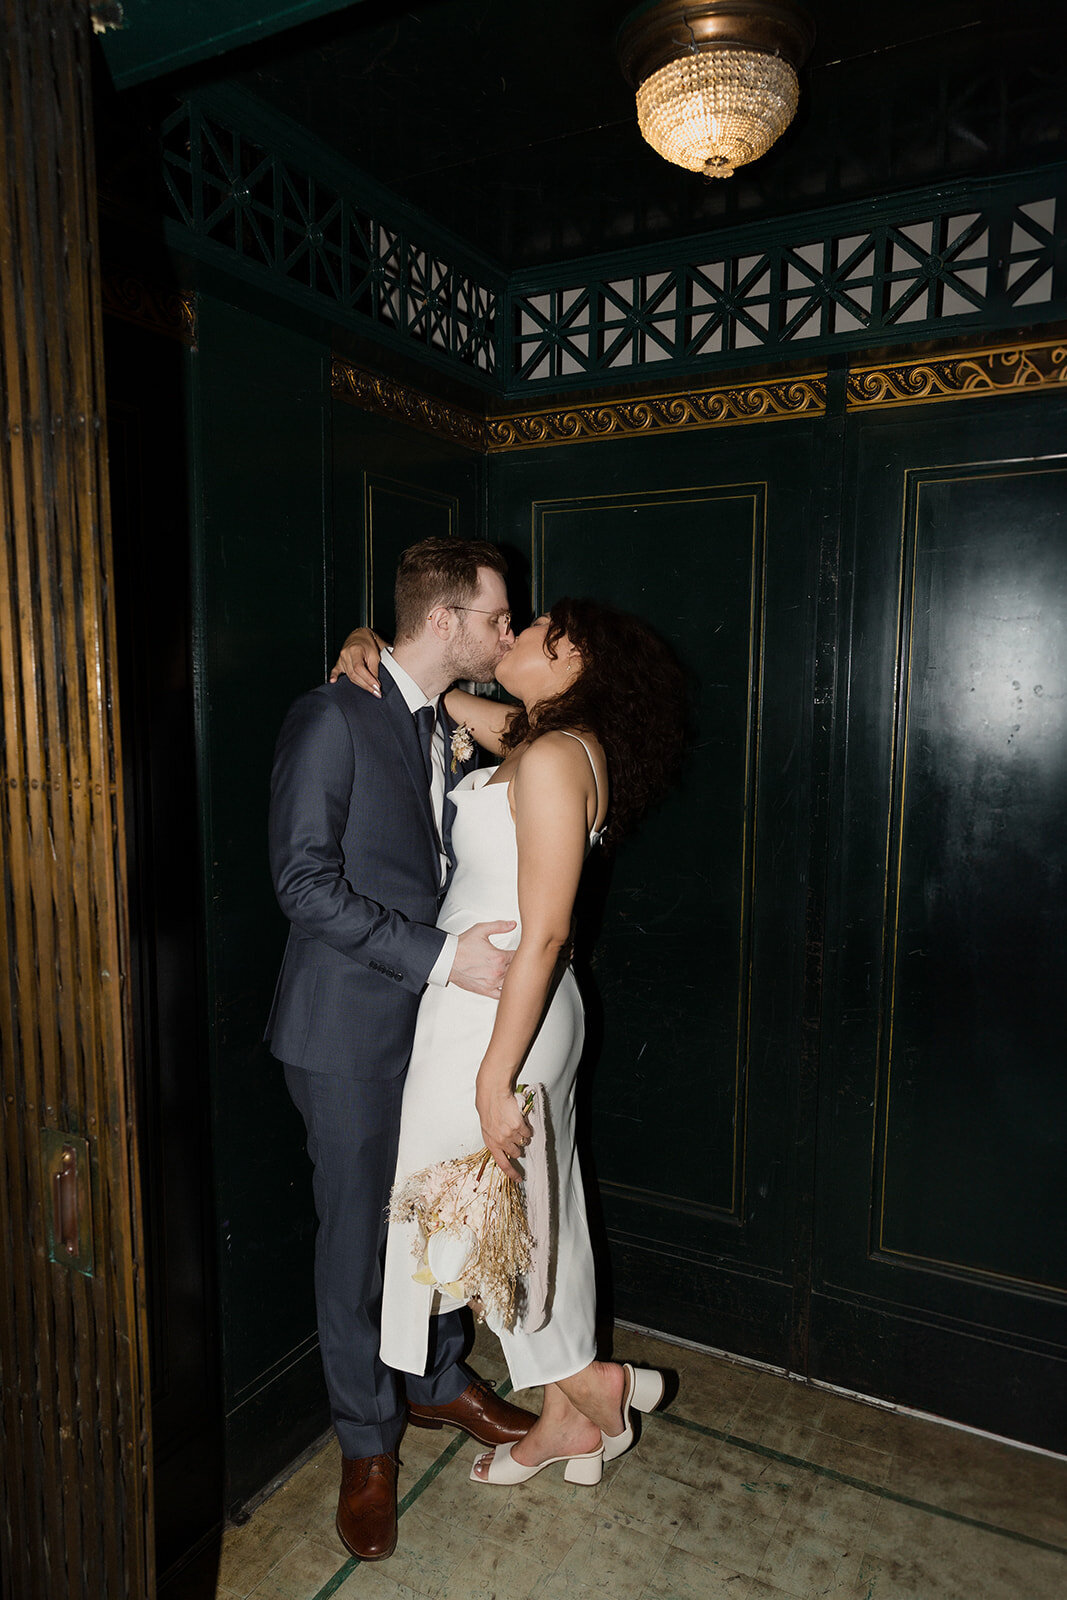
[{"left": 394, "top": 538, "right": 507, "bottom": 640}]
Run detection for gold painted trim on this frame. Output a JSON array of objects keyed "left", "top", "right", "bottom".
[
  {"left": 847, "top": 338, "right": 1067, "bottom": 410},
  {"left": 331, "top": 356, "right": 487, "bottom": 450},
  {"left": 331, "top": 336, "right": 1066, "bottom": 454},
  {"left": 489, "top": 376, "right": 826, "bottom": 451},
  {"left": 101, "top": 276, "right": 197, "bottom": 346}
]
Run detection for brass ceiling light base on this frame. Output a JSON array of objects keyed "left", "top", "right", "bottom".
[{"left": 618, "top": 0, "right": 815, "bottom": 179}]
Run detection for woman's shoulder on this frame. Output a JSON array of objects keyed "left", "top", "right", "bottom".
[
  {"left": 525, "top": 727, "right": 602, "bottom": 760},
  {"left": 516, "top": 729, "right": 605, "bottom": 789}
]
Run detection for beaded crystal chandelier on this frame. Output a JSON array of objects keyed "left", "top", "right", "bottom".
[{"left": 618, "top": 1, "right": 815, "bottom": 180}]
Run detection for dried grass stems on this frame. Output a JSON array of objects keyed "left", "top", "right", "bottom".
[{"left": 390, "top": 1094, "right": 536, "bottom": 1329}]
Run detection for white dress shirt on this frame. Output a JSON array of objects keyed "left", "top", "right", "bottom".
[{"left": 379, "top": 652, "right": 457, "bottom": 987}]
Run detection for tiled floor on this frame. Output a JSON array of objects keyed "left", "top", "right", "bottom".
[{"left": 214, "top": 1326, "right": 1067, "bottom": 1600}]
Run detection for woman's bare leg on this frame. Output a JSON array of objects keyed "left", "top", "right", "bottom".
[
  {"left": 556, "top": 1360, "right": 627, "bottom": 1438},
  {"left": 471, "top": 1361, "right": 626, "bottom": 1479}
]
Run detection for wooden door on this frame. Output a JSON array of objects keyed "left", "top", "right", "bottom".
[{"left": 0, "top": 2, "right": 153, "bottom": 1593}]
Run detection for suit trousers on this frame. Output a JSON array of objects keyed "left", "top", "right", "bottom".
[{"left": 285, "top": 1062, "right": 470, "bottom": 1458}]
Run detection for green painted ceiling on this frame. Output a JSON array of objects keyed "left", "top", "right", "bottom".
[
  {"left": 99, "top": 0, "right": 369, "bottom": 87},
  {"left": 103, "top": 0, "right": 1067, "bottom": 271}
]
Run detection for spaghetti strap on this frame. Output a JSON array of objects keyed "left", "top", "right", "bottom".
[{"left": 558, "top": 730, "right": 606, "bottom": 835}]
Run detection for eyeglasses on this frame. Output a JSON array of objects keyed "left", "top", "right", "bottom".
[{"left": 450, "top": 606, "right": 512, "bottom": 631}]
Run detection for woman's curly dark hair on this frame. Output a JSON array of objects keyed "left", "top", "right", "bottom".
[{"left": 499, "top": 598, "right": 686, "bottom": 847}]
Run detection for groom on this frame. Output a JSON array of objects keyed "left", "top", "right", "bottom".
[{"left": 266, "top": 538, "right": 533, "bottom": 1562}]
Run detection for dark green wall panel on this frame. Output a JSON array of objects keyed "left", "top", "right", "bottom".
[
  {"left": 365, "top": 480, "right": 459, "bottom": 639},
  {"left": 330, "top": 405, "right": 485, "bottom": 649},
  {"left": 490, "top": 424, "right": 821, "bottom": 1364},
  {"left": 190, "top": 299, "right": 486, "bottom": 1506},
  {"left": 534, "top": 484, "right": 766, "bottom": 1218},
  {"left": 191, "top": 296, "right": 332, "bottom": 1504},
  {"left": 185, "top": 274, "right": 1067, "bottom": 1490},
  {"left": 815, "top": 394, "right": 1067, "bottom": 1449},
  {"left": 881, "top": 463, "right": 1067, "bottom": 1289},
  {"left": 492, "top": 390, "right": 1067, "bottom": 1444},
  {"left": 106, "top": 319, "right": 223, "bottom": 1577}
]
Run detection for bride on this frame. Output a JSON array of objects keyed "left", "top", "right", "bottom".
[{"left": 335, "top": 598, "right": 684, "bottom": 1485}]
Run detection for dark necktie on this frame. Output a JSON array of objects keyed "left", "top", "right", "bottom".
[{"left": 413, "top": 704, "right": 435, "bottom": 789}]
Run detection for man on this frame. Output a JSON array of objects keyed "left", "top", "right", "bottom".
[{"left": 266, "top": 539, "right": 534, "bottom": 1562}]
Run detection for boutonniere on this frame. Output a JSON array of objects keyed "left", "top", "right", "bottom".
[{"left": 450, "top": 723, "right": 475, "bottom": 773}]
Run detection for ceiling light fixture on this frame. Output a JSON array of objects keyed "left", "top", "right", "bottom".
[{"left": 618, "top": 0, "right": 815, "bottom": 180}]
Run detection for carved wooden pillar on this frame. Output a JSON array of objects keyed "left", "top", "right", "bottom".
[{"left": 0, "top": 2, "right": 153, "bottom": 1595}]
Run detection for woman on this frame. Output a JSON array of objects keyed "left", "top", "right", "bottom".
[{"left": 339, "top": 599, "right": 684, "bottom": 1485}]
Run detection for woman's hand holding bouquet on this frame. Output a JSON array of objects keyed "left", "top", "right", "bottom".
[{"left": 476, "top": 1070, "right": 533, "bottom": 1180}]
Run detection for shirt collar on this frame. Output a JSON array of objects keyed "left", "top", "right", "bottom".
[{"left": 381, "top": 650, "right": 439, "bottom": 717}]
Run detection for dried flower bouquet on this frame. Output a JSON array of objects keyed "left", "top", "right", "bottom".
[{"left": 389, "top": 1087, "right": 538, "bottom": 1330}]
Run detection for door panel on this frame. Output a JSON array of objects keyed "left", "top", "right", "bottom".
[
  {"left": 186, "top": 316, "right": 490, "bottom": 1510},
  {"left": 192, "top": 302, "right": 336, "bottom": 1509},
  {"left": 535, "top": 484, "right": 765, "bottom": 1221},
  {"left": 331, "top": 403, "right": 485, "bottom": 644},
  {"left": 494, "top": 422, "right": 820, "bottom": 1362},
  {"left": 814, "top": 398, "right": 1067, "bottom": 1449},
  {"left": 366, "top": 478, "right": 460, "bottom": 638},
  {"left": 106, "top": 317, "right": 223, "bottom": 1580},
  {"left": 880, "top": 465, "right": 1067, "bottom": 1290}
]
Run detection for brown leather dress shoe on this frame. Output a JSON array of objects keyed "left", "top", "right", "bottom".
[
  {"left": 407, "top": 1378, "right": 536, "bottom": 1446},
  {"left": 336, "top": 1452, "right": 397, "bottom": 1561}
]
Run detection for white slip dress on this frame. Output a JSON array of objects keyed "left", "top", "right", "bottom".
[{"left": 379, "top": 734, "right": 605, "bottom": 1391}]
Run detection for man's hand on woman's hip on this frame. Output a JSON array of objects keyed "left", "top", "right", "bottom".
[{"left": 448, "top": 922, "right": 515, "bottom": 996}]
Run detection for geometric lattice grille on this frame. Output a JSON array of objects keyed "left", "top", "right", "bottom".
[
  {"left": 162, "top": 97, "right": 1065, "bottom": 397},
  {"left": 1008, "top": 199, "right": 1056, "bottom": 308},
  {"left": 162, "top": 99, "right": 499, "bottom": 377},
  {"left": 510, "top": 182, "right": 1064, "bottom": 390}
]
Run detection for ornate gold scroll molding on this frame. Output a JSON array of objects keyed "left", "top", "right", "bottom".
[
  {"left": 487, "top": 375, "right": 826, "bottom": 451},
  {"left": 101, "top": 276, "right": 197, "bottom": 346},
  {"left": 847, "top": 338, "right": 1067, "bottom": 409},
  {"left": 331, "top": 338, "right": 1066, "bottom": 452},
  {"left": 331, "top": 357, "right": 487, "bottom": 450}
]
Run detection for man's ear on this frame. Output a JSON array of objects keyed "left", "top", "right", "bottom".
[{"left": 426, "top": 604, "right": 454, "bottom": 642}]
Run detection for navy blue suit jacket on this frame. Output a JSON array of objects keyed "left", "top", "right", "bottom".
[{"left": 265, "top": 668, "right": 472, "bottom": 1077}]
